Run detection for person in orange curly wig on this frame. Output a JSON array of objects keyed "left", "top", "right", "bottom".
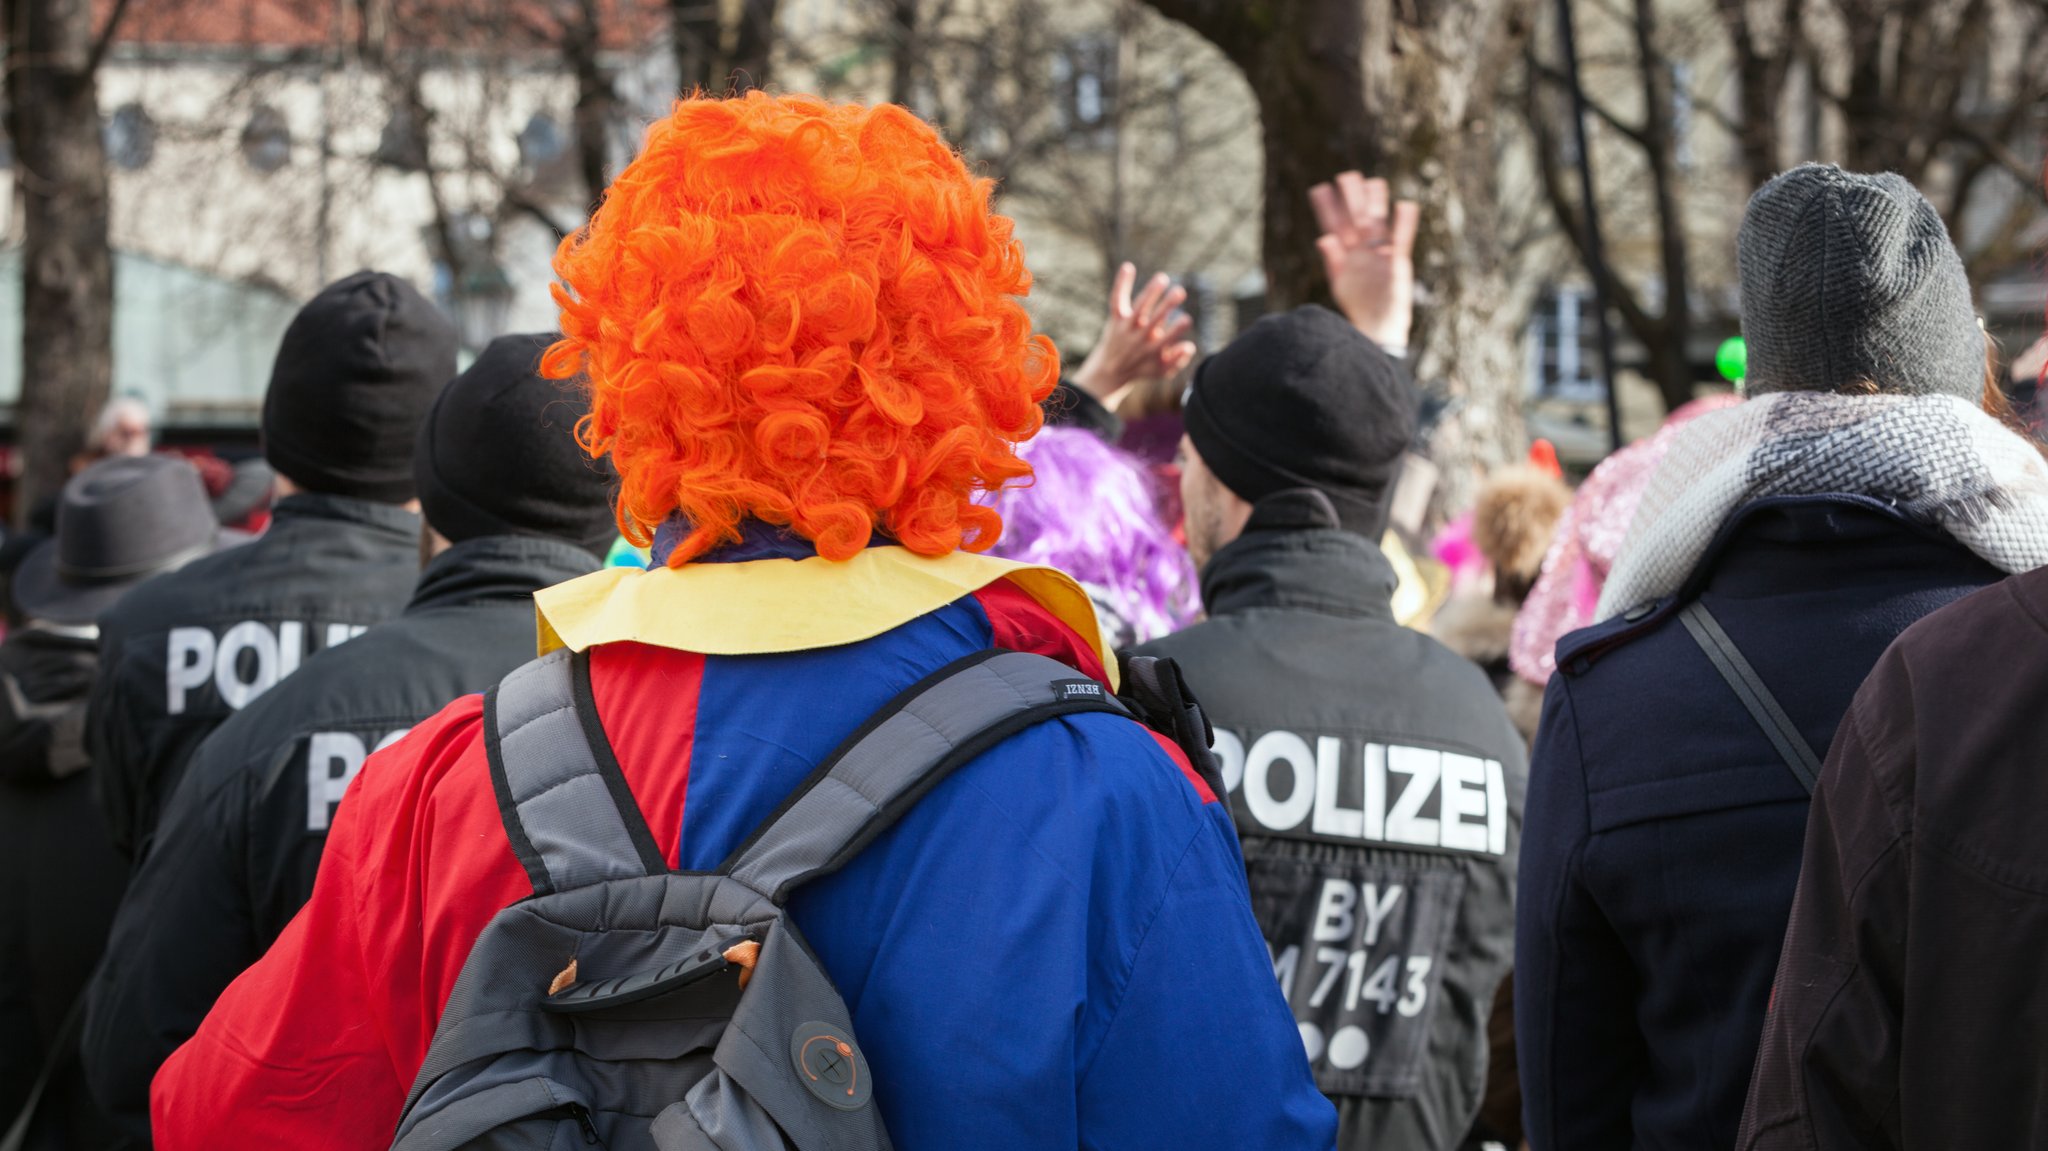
[
  {"left": 145, "top": 93, "right": 1337, "bottom": 1151},
  {"left": 541, "top": 92, "right": 1056, "bottom": 565}
]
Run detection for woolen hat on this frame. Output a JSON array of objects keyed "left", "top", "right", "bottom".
[
  {"left": 262, "top": 270, "right": 458, "bottom": 502},
  {"left": 1181, "top": 304, "right": 1416, "bottom": 537},
  {"left": 12, "top": 455, "right": 232, "bottom": 625},
  {"left": 415, "top": 332, "right": 617, "bottom": 556},
  {"left": 1738, "top": 163, "right": 1982, "bottom": 400}
]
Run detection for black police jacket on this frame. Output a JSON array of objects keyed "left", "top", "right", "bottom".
[
  {"left": 80, "top": 534, "right": 600, "bottom": 1144},
  {"left": 1133, "top": 491, "right": 1528, "bottom": 1151},
  {"left": 86, "top": 492, "right": 423, "bottom": 861}
]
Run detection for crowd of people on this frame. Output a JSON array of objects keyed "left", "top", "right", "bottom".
[{"left": 2, "top": 90, "right": 2044, "bottom": 1151}]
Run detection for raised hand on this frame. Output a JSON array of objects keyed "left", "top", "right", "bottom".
[
  {"left": 1069, "top": 262, "right": 1199, "bottom": 404},
  {"left": 1309, "top": 171, "right": 1419, "bottom": 354}
]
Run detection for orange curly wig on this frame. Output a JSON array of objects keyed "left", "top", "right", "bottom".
[{"left": 541, "top": 93, "right": 1056, "bottom": 565}]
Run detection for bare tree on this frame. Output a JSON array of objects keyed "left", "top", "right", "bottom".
[
  {"left": 1528, "top": 0, "right": 1696, "bottom": 413},
  {"left": 4, "top": 0, "right": 129, "bottom": 523},
  {"left": 1137, "top": 0, "right": 1537, "bottom": 500}
]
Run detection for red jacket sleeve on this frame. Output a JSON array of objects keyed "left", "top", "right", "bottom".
[{"left": 149, "top": 695, "right": 526, "bottom": 1151}]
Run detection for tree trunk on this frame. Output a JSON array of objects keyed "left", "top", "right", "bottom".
[
  {"left": 672, "top": 0, "right": 779, "bottom": 94},
  {"left": 6, "top": 0, "right": 114, "bottom": 526},
  {"left": 1634, "top": 0, "right": 1693, "bottom": 413},
  {"left": 672, "top": 1, "right": 722, "bottom": 92},
  {"left": 887, "top": 0, "right": 920, "bottom": 108},
  {"left": 727, "top": 0, "right": 779, "bottom": 92},
  {"left": 1141, "top": 0, "right": 1532, "bottom": 511},
  {"left": 565, "top": 0, "right": 618, "bottom": 210},
  {"left": 1717, "top": 0, "right": 1800, "bottom": 191}
]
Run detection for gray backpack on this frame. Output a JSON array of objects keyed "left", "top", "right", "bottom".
[{"left": 389, "top": 646, "right": 1152, "bottom": 1151}]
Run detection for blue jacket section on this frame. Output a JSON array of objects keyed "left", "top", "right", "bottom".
[
  {"left": 1515, "top": 497, "right": 2004, "bottom": 1151},
  {"left": 673, "top": 594, "right": 1337, "bottom": 1151}
]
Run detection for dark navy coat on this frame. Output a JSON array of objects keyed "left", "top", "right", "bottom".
[{"left": 1515, "top": 496, "right": 2005, "bottom": 1151}]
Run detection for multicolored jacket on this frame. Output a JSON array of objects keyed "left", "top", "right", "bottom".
[{"left": 150, "top": 532, "right": 1338, "bottom": 1150}]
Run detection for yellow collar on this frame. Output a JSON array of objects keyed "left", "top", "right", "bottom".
[{"left": 534, "top": 547, "right": 1118, "bottom": 690}]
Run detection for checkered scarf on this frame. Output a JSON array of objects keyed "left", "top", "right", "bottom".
[{"left": 1596, "top": 391, "right": 2048, "bottom": 620}]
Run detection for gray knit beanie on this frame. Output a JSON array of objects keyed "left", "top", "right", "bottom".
[{"left": 1737, "top": 163, "right": 1982, "bottom": 400}]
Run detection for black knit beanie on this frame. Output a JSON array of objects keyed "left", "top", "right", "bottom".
[
  {"left": 415, "top": 332, "right": 617, "bottom": 556},
  {"left": 262, "top": 270, "right": 458, "bottom": 502},
  {"left": 1182, "top": 305, "right": 1416, "bottom": 537}
]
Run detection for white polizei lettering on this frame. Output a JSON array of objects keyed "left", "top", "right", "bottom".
[
  {"left": 165, "top": 628, "right": 215, "bottom": 715},
  {"left": 1311, "top": 735, "right": 1363, "bottom": 838},
  {"left": 324, "top": 622, "right": 368, "bottom": 649},
  {"left": 1486, "top": 758, "right": 1508, "bottom": 856},
  {"left": 213, "top": 621, "right": 281, "bottom": 710},
  {"left": 1311, "top": 877, "right": 1357, "bottom": 942},
  {"left": 306, "top": 732, "right": 367, "bottom": 831},
  {"left": 277, "top": 621, "right": 305, "bottom": 678},
  {"left": 1385, "top": 746, "right": 1442, "bottom": 847},
  {"left": 1438, "top": 752, "right": 1491, "bottom": 853},
  {"left": 1359, "top": 883, "right": 1404, "bottom": 947},
  {"left": 1213, "top": 729, "right": 1246, "bottom": 796},
  {"left": 1244, "top": 730, "right": 1316, "bottom": 832},
  {"left": 1363, "top": 742, "right": 1387, "bottom": 842}
]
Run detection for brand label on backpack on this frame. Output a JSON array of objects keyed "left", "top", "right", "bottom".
[
  {"left": 1053, "top": 679, "right": 1106, "bottom": 703},
  {"left": 791, "top": 1022, "right": 873, "bottom": 1111},
  {"left": 1248, "top": 856, "right": 1464, "bottom": 1098}
]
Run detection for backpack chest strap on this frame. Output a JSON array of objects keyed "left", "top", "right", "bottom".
[{"left": 484, "top": 649, "right": 668, "bottom": 895}]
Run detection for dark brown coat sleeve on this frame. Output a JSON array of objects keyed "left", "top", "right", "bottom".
[{"left": 1738, "top": 652, "right": 1913, "bottom": 1151}]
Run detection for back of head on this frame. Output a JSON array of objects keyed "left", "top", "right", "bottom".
[
  {"left": 12, "top": 455, "right": 221, "bottom": 626},
  {"left": 542, "top": 93, "right": 1055, "bottom": 564},
  {"left": 263, "top": 270, "right": 459, "bottom": 503},
  {"left": 1181, "top": 304, "right": 1416, "bottom": 537},
  {"left": 1471, "top": 465, "right": 1571, "bottom": 606},
  {"left": 416, "top": 332, "right": 618, "bottom": 557},
  {"left": 981, "top": 427, "right": 1196, "bottom": 644},
  {"left": 1738, "top": 164, "right": 1981, "bottom": 400}
]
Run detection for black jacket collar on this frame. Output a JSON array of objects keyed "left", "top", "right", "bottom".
[
  {"left": 269, "top": 491, "right": 421, "bottom": 541},
  {"left": 1199, "top": 490, "right": 1398, "bottom": 621},
  {"left": 407, "top": 536, "right": 600, "bottom": 615}
]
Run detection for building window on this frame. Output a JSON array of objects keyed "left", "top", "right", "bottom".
[
  {"left": 517, "top": 112, "right": 566, "bottom": 169},
  {"left": 376, "top": 106, "right": 426, "bottom": 171},
  {"left": 1053, "top": 36, "right": 1116, "bottom": 146},
  {"left": 241, "top": 106, "right": 291, "bottom": 173},
  {"left": 105, "top": 103, "right": 155, "bottom": 170},
  {"left": 1526, "top": 288, "right": 1606, "bottom": 402}
]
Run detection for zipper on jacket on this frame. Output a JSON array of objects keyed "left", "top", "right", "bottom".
[{"left": 539, "top": 1103, "right": 600, "bottom": 1145}]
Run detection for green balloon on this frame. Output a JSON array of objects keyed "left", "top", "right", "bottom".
[{"left": 1716, "top": 336, "right": 1747, "bottom": 383}]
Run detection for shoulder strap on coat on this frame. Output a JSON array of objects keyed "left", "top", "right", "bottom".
[
  {"left": 1678, "top": 600, "right": 1822, "bottom": 794},
  {"left": 484, "top": 649, "right": 670, "bottom": 894},
  {"left": 719, "top": 649, "right": 1133, "bottom": 903}
]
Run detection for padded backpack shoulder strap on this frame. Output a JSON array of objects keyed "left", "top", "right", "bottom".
[
  {"left": 484, "top": 649, "right": 670, "bottom": 894},
  {"left": 719, "top": 649, "right": 1133, "bottom": 903}
]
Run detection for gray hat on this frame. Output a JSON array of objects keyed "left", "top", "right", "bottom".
[
  {"left": 12, "top": 455, "right": 235, "bottom": 625},
  {"left": 1737, "top": 163, "right": 1982, "bottom": 400}
]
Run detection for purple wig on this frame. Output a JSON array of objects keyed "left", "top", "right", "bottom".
[{"left": 981, "top": 427, "right": 1199, "bottom": 645}]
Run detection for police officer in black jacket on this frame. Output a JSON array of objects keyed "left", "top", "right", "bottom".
[
  {"left": 82, "top": 334, "right": 616, "bottom": 1142},
  {"left": 1133, "top": 306, "right": 1526, "bottom": 1151},
  {"left": 85, "top": 271, "right": 457, "bottom": 863}
]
